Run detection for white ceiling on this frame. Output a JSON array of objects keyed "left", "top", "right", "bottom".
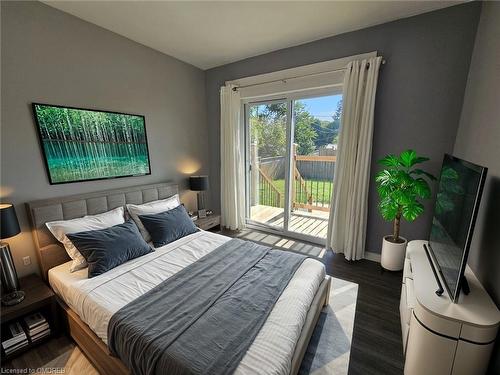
[{"left": 43, "top": 1, "right": 462, "bottom": 70}]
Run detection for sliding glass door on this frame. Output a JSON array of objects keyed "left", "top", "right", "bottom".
[
  {"left": 246, "top": 100, "right": 289, "bottom": 230},
  {"left": 245, "top": 91, "right": 342, "bottom": 244}
]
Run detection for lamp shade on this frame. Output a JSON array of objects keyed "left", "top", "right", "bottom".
[
  {"left": 0, "top": 204, "right": 21, "bottom": 239},
  {"left": 189, "top": 175, "right": 209, "bottom": 191}
]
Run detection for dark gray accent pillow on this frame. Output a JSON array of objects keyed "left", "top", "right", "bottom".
[
  {"left": 67, "top": 220, "right": 153, "bottom": 278},
  {"left": 138, "top": 205, "right": 198, "bottom": 248}
]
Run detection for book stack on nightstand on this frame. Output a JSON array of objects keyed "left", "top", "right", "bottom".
[
  {"left": 24, "top": 312, "right": 51, "bottom": 343},
  {"left": 1, "top": 274, "right": 58, "bottom": 362},
  {"left": 1, "top": 322, "right": 28, "bottom": 356}
]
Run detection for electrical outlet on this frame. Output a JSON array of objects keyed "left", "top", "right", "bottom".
[{"left": 22, "top": 256, "right": 31, "bottom": 266}]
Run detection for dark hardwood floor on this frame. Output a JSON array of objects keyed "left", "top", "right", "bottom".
[
  {"left": 3, "top": 228, "right": 404, "bottom": 375},
  {"left": 325, "top": 251, "right": 404, "bottom": 375}
]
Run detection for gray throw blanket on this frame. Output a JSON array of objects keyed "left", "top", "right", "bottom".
[{"left": 108, "top": 238, "right": 307, "bottom": 375}]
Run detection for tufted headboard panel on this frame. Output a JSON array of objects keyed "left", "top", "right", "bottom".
[{"left": 26, "top": 182, "right": 178, "bottom": 281}]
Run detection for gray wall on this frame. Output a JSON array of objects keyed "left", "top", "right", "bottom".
[
  {"left": 205, "top": 2, "right": 481, "bottom": 253},
  {"left": 1, "top": 1, "right": 208, "bottom": 277},
  {"left": 453, "top": 3, "right": 500, "bottom": 372}
]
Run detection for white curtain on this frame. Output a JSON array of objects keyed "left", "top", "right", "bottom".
[
  {"left": 326, "top": 56, "right": 382, "bottom": 260},
  {"left": 220, "top": 84, "right": 245, "bottom": 230}
]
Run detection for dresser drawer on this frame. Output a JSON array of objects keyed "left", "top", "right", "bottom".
[
  {"left": 403, "top": 258, "right": 413, "bottom": 280},
  {"left": 405, "top": 313, "right": 456, "bottom": 375},
  {"left": 400, "top": 278, "right": 416, "bottom": 327},
  {"left": 452, "top": 340, "right": 495, "bottom": 375}
]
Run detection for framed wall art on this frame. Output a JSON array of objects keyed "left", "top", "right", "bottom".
[{"left": 32, "top": 103, "right": 151, "bottom": 184}]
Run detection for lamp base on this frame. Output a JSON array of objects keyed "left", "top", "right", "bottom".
[
  {"left": 1, "top": 290, "right": 25, "bottom": 306},
  {"left": 197, "top": 191, "right": 206, "bottom": 211}
]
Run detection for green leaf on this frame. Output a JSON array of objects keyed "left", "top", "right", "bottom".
[
  {"left": 399, "top": 149, "right": 417, "bottom": 168},
  {"left": 378, "top": 196, "right": 399, "bottom": 221},
  {"left": 375, "top": 170, "right": 388, "bottom": 183},
  {"left": 378, "top": 154, "right": 400, "bottom": 167},
  {"left": 375, "top": 170, "right": 394, "bottom": 186},
  {"left": 399, "top": 171, "right": 415, "bottom": 188},
  {"left": 414, "top": 156, "right": 430, "bottom": 165},
  {"left": 413, "top": 178, "right": 431, "bottom": 199},
  {"left": 377, "top": 184, "right": 392, "bottom": 199},
  {"left": 392, "top": 190, "right": 413, "bottom": 206},
  {"left": 402, "top": 201, "right": 424, "bottom": 221}
]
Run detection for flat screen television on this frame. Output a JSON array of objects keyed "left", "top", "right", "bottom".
[
  {"left": 428, "top": 154, "right": 487, "bottom": 303},
  {"left": 33, "top": 103, "right": 151, "bottom": 184}
]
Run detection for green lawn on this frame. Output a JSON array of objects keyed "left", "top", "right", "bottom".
[{"left": 259, "top": 178, "right": 333, "bottom": 206}]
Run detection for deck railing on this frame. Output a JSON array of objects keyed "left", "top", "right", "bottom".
[
  {"left": 258, "top": 168, "right": 282, "bottom": 208},
  {"left": 253, "top": 142, "right": 335, "bottom": 213},
  {"left": 291, "top": 144, "right": 334, "bottom": 212}
]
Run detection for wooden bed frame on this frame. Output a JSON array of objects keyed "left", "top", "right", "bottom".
[{"left": 26, "top": 182, "right": 331, "bottom": 375}]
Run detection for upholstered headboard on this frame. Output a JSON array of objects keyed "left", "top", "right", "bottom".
[{"left": 26, "top": 182, "right": 179, "bottom": 281}]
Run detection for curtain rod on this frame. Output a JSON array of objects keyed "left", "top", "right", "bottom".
[{"left": 232, "top": 58, "right": 386, "bottom": 91}]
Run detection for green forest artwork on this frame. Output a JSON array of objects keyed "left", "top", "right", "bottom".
[{"left": 33, "top": 104, "right": 151, "bottom": 184}]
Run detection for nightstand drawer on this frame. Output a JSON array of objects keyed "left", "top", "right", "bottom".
[{"left": 195, "top": 215, "right": 221, "bottom": 231}]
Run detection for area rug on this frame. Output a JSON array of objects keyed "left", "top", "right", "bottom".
[{"left": 299, "top": 277, "right": 359, "bottom": 375}]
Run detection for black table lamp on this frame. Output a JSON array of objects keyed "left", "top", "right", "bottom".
[
  {"left": 189, "top": 175, "right": 209, "bottom": 213},
  {"left": 1, "top": 203, "right": 25, "bottom": 306}
]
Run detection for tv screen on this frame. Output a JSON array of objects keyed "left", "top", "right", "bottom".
[
  {"left": 33, "top": 103, "right": 151, "bottom": 184},
  {"left": 428, "top": 154, "right": 487, "bottom": 302}
]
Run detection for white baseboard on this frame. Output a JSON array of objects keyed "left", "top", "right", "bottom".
[{"left": 364, "top": 251, "right": 381, "bottom": 263}]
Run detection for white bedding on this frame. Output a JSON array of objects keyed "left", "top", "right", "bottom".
[{"left": 48, "top": 230, "right": 325, "bottom": 375}]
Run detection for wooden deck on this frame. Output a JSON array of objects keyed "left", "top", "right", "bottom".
[{"left": 250, "top": 205, "right": 329, "bottom": 239}]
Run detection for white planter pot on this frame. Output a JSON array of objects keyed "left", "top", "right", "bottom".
[{"left": 381, "top": 235, "right": 407, "bottom": 271}]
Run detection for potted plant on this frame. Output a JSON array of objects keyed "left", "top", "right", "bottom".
[{"left": 375, "top": 150, "right": 436, "bottom": 271}]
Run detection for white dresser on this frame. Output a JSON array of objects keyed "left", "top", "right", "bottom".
[{"left": 401, "top": 240, "right": 500, "bottom": 375}]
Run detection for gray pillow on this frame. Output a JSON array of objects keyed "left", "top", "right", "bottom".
[
  {"left": 67, "top": 220, "right": 153, "bottom": 278},
  {"left": 138, "top": 205, "right": 198, "bottom": 248}
]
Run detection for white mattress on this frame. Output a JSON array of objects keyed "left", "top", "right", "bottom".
[{"left": 48, "top": 230, "right": 325, "bottom": 375}]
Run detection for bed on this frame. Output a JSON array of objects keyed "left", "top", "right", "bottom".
[{"left": 26, "top": 182, "right": 331, "bottom": 375}]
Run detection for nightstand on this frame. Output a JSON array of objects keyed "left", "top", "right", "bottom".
[
  {"left": 1, "top": 274, "right": 58, "bottom": 362},
  {"left": 194, "top": 214, "right": 221, "bottom": 231}
]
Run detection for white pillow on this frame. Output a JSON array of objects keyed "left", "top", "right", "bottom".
[
  {"left": 46, "top": 206, "right": 125, "bottom": 272},
  {"left": 126, "top": 194, "right": 180, "bottom": 242}
]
